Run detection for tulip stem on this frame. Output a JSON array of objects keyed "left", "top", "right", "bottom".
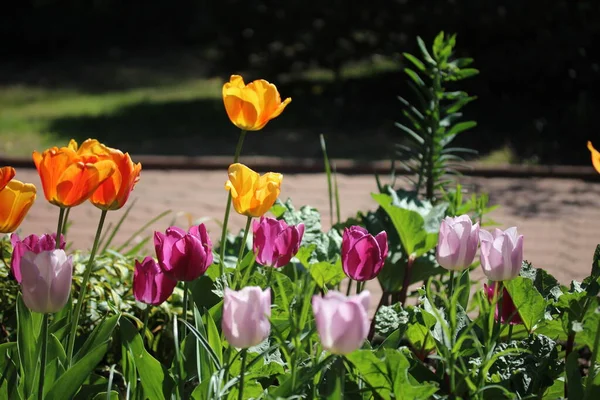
[
  {"left": 141, "top": 306, "right": 150, "bottom": 347},
  {"left": 238, "top": 348, "right": 248, "bottom": 400},
  {"left": 398, "top": 255, "right": 416, "bottom": 306},
  {"left": 218, "top": 130, "right": 247, "bottom": 287},
  {"left": 182, "top": 282, "right": 190, "bottom": 336},
  {"left": 507, "top": 324, "right": 514, "bottom": 343},
  {"left": 55, "top": 207, "right": 66, "bottom": 249},
  {"left": 338, "top": 356, "right": 346, "bottom": 398},
  {"left": 66, "top": 209, "right": 108, "bottom": 366},
  {"left": 346, "top": 279, "right": 353, "bottom": 296},
  {"left": 234, "top": 217, "right": 253, "bottom": 288},
  {"left": 38, "top": 313, "right": 49, "bottom": 400},
  {"left": 448, "top": 271, "right": 455, "bottom": 301}
]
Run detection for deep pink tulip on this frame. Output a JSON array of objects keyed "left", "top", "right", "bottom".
[
  {"left": 222, "top": 286, "right": 271, "bottom": 348},
  {"left": 436, "top": 215, "right": 479, "bottom": 271},
  {"left": 479, "top": 227, "right": 524, "bottom": 281},
  {"left": 11, "top": 233, "right": 66, "bottom": 283},
  {"left": 154, "top": 224, "right": 213, "bottom": 282},
  {"left": 485, "top": 282, "right": 522, "bottom": 325},
  {"left": 252, "top": 217, "right": 304, "bottom": 268},
  {"left": 133, "top": 256, "right": 177, "bottom": 306},
  {"left": 20, "top": 249, "right": 72, "bottom": 313},
  {"left": 341, "top": 226, "right": 388, "bottom": 281},
  {"left": 312, "top": 290, "right": 370, "bottom": 354}
]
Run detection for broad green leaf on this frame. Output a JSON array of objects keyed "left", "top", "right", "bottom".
[
  {"left": 309, "top": 259, "right": 345, "bottom": 288},
  {"left": 43, "top": 334, "right": 67, "bottom": 396},
  {"left": 204, "top": 308, "right": 223, "bottom": 365},
  {"left": 91, "top": 391, "right": 119, "bottom": 400},
  {"left": 73, "top": 314, "right": 120, "bottom": 364},
  {"left": 504, "top": 277, "right": 546, "bottom": 332},
  {"left": 226, "top": 380, "right": 263, "bottom": 399},
  {"left": 73, "top": 374, "right": 109, "bottom": 400},
  {"left": 16, "top": 294, "right": 42, "bottom": 398},
  {"left": 0, "top": 342, "right": 19, "bottom": 400}
]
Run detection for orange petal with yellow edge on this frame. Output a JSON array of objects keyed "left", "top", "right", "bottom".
[
  {"left": 0, "top": 179, "right": 36, "bottom": 233},
  {"left": 0, "top": 166, "right": 16, "bottom": 191}
]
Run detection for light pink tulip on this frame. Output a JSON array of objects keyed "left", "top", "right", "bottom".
[
  {"left": 222, "top": 286, "right": 271, "bottom": 348},
  {"left": 20, "top": 249, "right": 73, "bottom": 313},
  {"left": 253, "top": 217, "right": 304, "bottom": 268},
  {"left": 479, "top": 227, "right": 524, "bottom": 281},
  {"left": 436, "top": 215, "right": 479, "bottom": 271},
  {"left": 10, "top": 233, "right": 66, "bottom": 283},
  {"left": 312, "top": 290, "right": 370, "bottom": 354}
]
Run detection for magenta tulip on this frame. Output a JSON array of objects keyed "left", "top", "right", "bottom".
[
  {"left": 222, "top": 286, "right": 271, "bottom": 348},
  {"left": 20, "top": 249, "right": 72, "bottom": 313},
  {"left": 133, "top": 256, "right": 177, "bottom": 306},
  {"left": 252, "top": 217, "right": 304, "bottom": 268},
  {"left": 11, "top": 233, "right": 66, "bottom": 283},
  {"left": 485, "top": 282, "right": 522, "bottom": 325},
  {"left": 436, "top": 215, "right": 479, "bottom": 271},
  {"left": 154, "top": 224, "right": 213, "bottom": 282},
  {"left": 312, "top": 290, "right": 370, "bottom": 354},
  {"left": 479, "top": 227, "right": 524, "bottom": 281},
  {"left": 341, "top": 226, "right": 388, "bottom": 281}
]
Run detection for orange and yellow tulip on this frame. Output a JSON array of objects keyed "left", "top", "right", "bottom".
[
  {"left": 222, "top": 75, "right": 291, "bottom": 131},
  {"left": 0, "top": 166, "right": 16, "bottom": 191},
  {"left": 0, "top": 178, "right": 36, "bottom": 233},
  {"left": 224, "top": 163, "right": 282, "bottom": 217},
  {"left": 588, "top": 141, "right": 600, "bottom": 174},
  {"left": 33, "top": 140, "right": 116, "bottom": 208},
  {"left": 90, "top": 148, "right": 141, "bottom": 210}
]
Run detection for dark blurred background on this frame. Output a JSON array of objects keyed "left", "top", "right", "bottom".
[{"left": 1, "top": 0, "right": 598, "bottom": 164}]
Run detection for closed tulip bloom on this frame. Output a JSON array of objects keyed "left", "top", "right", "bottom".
[
  {"left": 222, "top": 286, "right": 271, "bottom": 348},
  {"left": 33, "top": 139, "right": 116, "bottom": 208},
  {"left": 479, "top": 227, "right": 524, "bottom": 281},
  {"left": 588, "top": 141, "right": 600, "bottom": 174},
  {"left": 253, "top": 217, "right": 304, "bottom": 268},
  {"left": 154, "top": 224, "right": 213, "bottom": 281},
  {"left": 436, "top": 215, "right": 480, "bottom": 271},
  {"left": 133, "top": 257, "right": 177, "bottom": 306},
  {"left": 20, "top": 249, "right": 73, "bottom": 313},
  {"left": 11, "top": 233, "right": 66, "bottom": 283},
  {"left": 312, "top": 290, "right": 370, "bottom": 355},
  {"left": 0, "top": 166, "right": 16, "bottom": 191},
  {"left": 90, "top": 148, "right": 142, "bottom": 210},
  {"left": 223, "top": 75, "right": 291, "bottom": 131},
  {"left": 485, "top": 282, "right": 522, "bottom": 325},
  {"left": 0, "top": 179, "right": 36, "bottom": 233},
  {"left": 224, "top": 163, "right": 283, "bottom": 217},
  {"left": 341, "top": 226, "right": 388, "bottom": 281}
]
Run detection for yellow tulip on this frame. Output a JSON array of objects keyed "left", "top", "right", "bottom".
[
  {"left": 588, "top": 141, "right": 600, "bottom": 174},
  {"left": 0, "top": 179, "right": 36, "bottom": 233},
  {"left": 0, "top": 166, "right": 16, "bottom": 191},
  {"left": 222, "top": 75, "right": 291, "bottom": 131},
  {"left": 224, "top": 163, "right": 283, "bottom": 217}
]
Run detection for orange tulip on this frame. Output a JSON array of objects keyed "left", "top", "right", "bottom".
[
  {"left": 0, "top": 166, "right": 16, "bottom": 191},
  {"left": 33, "top": 140, "right": 116, "bottom": 208},
  {"left": 90, "top": 148, "right": 141, "bottom": 210},
  {"left": 222, "top": 75, "right": 291, "bottom": 131},
  {"left": 0, "top": 179, "right": 36, "bottom": 233},
  {"left": 588, "top": 141, "right": 600, "bottom": 174}
]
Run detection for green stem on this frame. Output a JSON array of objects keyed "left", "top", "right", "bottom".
[
  {"left": 219, "top": 130, "right": 247, "bottom": 287},
  {"left": 238, "top": 348, "right": 248, "bottom": 400},
  {"left": 141, "top": 306, "right": 150, "bottom": 346},
  {"left": 55, "top": 207, "right": 65, "bottom": 249},
  {"left": 66, "top": 209, "right": 108, "bottom": 366},
  {"left": 234, "top": 216, "right": 252, "bottom": 288},
  {"left": 182, "top": 282, "right": 189, "bottom": 336},
  {"left": 38, "top": 313, "right": 49, "bottom": 400},
  {"left": 62, "top": 207, "right": 71, "bottom": 240},
  {"left": 448, "top": 271, "right": 456, "bottom": 301},
  {"left": 345, "top": 279, "right": 353, "bottom": 296},
  {"left": 507, "top": 324, "right": 514, "bottom": 343},
  {"left": 339, "top": 356, "right": 346, "bottom": 398},
  {"left": 495, "top": 281, "right": 504, "bottom": 340},
  {"left": 398, "top": 255, "right": 416, "bottom": 306},
  {"left": 174, "top": 315, "right": 184, "bottom": 400}
]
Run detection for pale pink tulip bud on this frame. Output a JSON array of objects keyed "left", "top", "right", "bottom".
[
  {"left": 436, "top": 215, "right": 479, "bottom": 271},
  {"left": 479, "top": 227, "right": 524, "bottom": 281},
  {"left": 222, "top": 286, "right": 271, "bottom": 348}
]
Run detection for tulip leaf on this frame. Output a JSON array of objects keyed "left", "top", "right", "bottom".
[
  {"left": 504, "top": 277, "right": 546, "bottom": 333},
  {"left": 16, "top": 294, "right": 42, "bottom": 399},
  {"left": 308, "top": 259, "right": 345, "bottom": 289},
  {"left": 73, "top": 314, "right": 120, "bottom": 364},
  {"left": 91, "top": 391, "right": 119, "bottom": 400},
  {"left": 0, "top": 342, "right": 19, "bottom": 400}
]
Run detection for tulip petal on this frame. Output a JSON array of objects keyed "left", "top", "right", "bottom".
[
  {"left": 0, "top": 180, "right": 37, "bottom": 233},
  {"left": 588, "top": 141, "right": 600, "bottom": 174},
  {"left": 0, "top": 166, "right": 16, "bottom": 191}
]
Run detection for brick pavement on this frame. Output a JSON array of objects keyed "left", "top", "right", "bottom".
[{"left": 12, "top": 168, "right": 600, "bottom": 288}]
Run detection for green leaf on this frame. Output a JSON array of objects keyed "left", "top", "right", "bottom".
[
  {"left": 309, "top": 259, "right": 345, "bottom": 288},
  {"left": 566, "top": 351, "right": 584, "bottom": 399},
  {"left": 504, "top": 277, "right": 546, "bottom": 332},
  {"left": 204, "top": 308, "right": 223, "bottom": 365},
  {"left": 0, "top": 342, "right": 19, "bottom": 400},
  {"left": 16, "top": 294, "right": 42, "bottom": 399},
  {"left": 402, "top": 52, "right": 426, "bottom": 72},
  {"left": 43, "top": 334, "right": 67, "bottom": 396},
  {"left": 416, "top": 36, "right": 436, "bottom": 65},
  {"left": 73, "top": 314, "right": 119, "bottom": 364},
  {"left": 445, "top": 121, "right": 477, "bottom": 137},
  {"left": 91, "top": 391, "right": 119, "bottom": 400}
]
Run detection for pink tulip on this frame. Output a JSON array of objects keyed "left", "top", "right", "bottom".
[
  {"left": 10, "top": 233, "right": 65, "bottom": 283},
  {"left": 154, "top": 224, "right": 213, "bottom": 282},
  {"left": 252, "top": 217, "right": 304, "bottom": 268},
  {"left": 133, "top": 256, "right": 177, "bottom": 306},
  {"left": 222, "top": 286, "right": 271, "bottom": 348},
  {"left": 485, "top": 282, "right": 522, "bottom": 325},
  {"left": 341, "top": 226, "right": 388, "bottom": 281},
  {"left": 436, "top": 215, "right": 479, "bottom": 271},
  {"left": 20, "top": 249, "right": 72, "bottom": 313},
  {"left": 479, "top": 227, "right": 524, "bottom": 281},
  {"left": 312, "top": 290, "right": 370, "bottom": 354}
]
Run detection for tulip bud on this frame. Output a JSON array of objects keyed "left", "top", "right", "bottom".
[
  {"left": 154, "top": 224, "right": 213, "bottom": 282},
  {"left": 133, "top": 257, "right": 177, "bottom": 306},
  {"left": 224, "top": 163, "right": 283, "bottom": 218},
  {"left": 252, "top": 217, "right": 304, "bottom": 268},
  {"left": 10, "top": 233, "right": 66, "bottom": 283},
  {"left": 20, "top": 249, "right": 73, "bottom": 313},
  {"left": 588, "top": 141, "right": 600, "bottom": 174},
  {"left": 484, "top": 282, "right": 522, "bottom": 325},
  {"left": 341, "top": 226, "right": 388, "bottom": 281},
  {"left": 479, "top": 227, "right": 524, "bottom": 281},
  {"left": 312, "top": 290, "right": 370, "bottom": 354},
  {"left": 222, "top": 286, "right": 271, "bottom": 348},
  {"left": 436, "top": 215, "right": 480, "bottom": 271}
]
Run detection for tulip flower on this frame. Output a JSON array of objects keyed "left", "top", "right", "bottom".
[
  {"left": 436, "top": 215, "right": 480, "bottom": 271},
  {"left": 222, "top": 75, "right": 291, "bottom": 131},
  {"left": 312, "top": 290, "right": 370, "bottom": 355},
  {"left": 90, "top": 147, "right": 142, "bottom": 210},
  {"left": 0, "top": 166, "right": 16, "bottom": 191},
  {"left": 154, "top": 224, "right": 213, "bottom": 281},
  {"left": 222, "top": 286, "right": 271, "bottom": 348},
  {"left": 32, "top": 139, "right": 116, "bottom": 208},
  {"left": 10, "top": 233, "right": 65, "bottom": 283},
  {"left": 19, "top": 249, "right": 73, "bottom": 313},
  {"left": 0, "top": 179, "right": 36, "bottom": 233},
  {"left": 133, "top": 257, "right": 177, "bottom": 306},
  {"left": 224, "top": 163, "right": 283, "bottom": 217},
  {"left": 341, "top": 226, "right": 388, "bottom": 281},
  {"left": 485, "top": 282, "right": 523, "bottom": 325},
  {"left": 479, "top": 227, "right": 524, "bottom": 281},
  {"left": 253, "top": 217, "right": 304, "bottom": 268},
  {"left": 588, "top": 141, "right": 600, "bottom": 174}
]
